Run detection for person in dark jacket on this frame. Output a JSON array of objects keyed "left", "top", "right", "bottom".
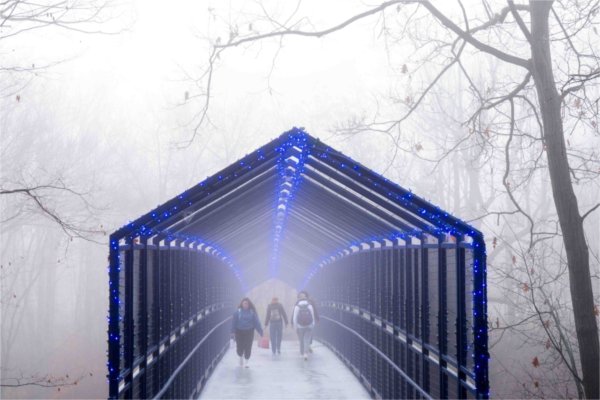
[
  {"left": 231, "top": 297, "right": 263, "bottom": 368},
  {"left": 264, "top": 297, "right": 288, "bottom": 355}
]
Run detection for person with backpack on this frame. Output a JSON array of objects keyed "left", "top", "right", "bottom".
[
  {"left": 297, "top": 290, "right": 319, "bottom": 353},
  {"left": 230, "top": 297, "right": 263, "bottom": 368},
  {"left": 303, "top": 291, "right": 320, "bottom": 323},
  {"left": 291, "top": 292, "right": 315, "bottom": 360},
  {"left": 264, "top": 297, "right": 288, "bottom": 355}
]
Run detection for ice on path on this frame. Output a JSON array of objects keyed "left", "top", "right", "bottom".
[{"left": 199, "top": 340, "right": 371, "bottom": 399}]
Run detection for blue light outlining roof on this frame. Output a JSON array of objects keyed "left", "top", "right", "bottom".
[
  {"left": 299, "top": 231, "right": 422, "bottom": 289},
  {"left": 108, "top": 127, "right": 488, "bottom": 399},
  {"left": 269, "top": 131, "right": 310, "bottom": 277}
]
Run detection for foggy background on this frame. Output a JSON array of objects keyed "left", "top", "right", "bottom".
[{"left": 1, "top": 1, "right": 598, "bottom": 398}]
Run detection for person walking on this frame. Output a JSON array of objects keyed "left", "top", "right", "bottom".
[
  {"left": 302, "top": 291, "right": 320, "bottom": 324},
  {"left": 297, "top": 290, "right": 319, "bottom": 353},
  {"left": 231, "top": 297, "right": 263, "bottom": 368},
  {"left": 291, "top": 292, "right": 315, "bottom": 360},
  {"left": 264, "top": 297, "right": 288, "bottom": 355}
]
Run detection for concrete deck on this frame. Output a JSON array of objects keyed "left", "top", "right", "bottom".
[{"left": 199, "top": 340, "right": 370, "bottom": 399}]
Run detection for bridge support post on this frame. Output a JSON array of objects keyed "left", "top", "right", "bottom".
[{"left": 108, "top": 235, "right": 121, "bottom": 399}]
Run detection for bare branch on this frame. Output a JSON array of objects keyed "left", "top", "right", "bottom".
[
  {"left": 467, "top": 209, "right": 521, "bottom": 223},
  {"left": 467, "top": 3, "right": 529, "bottom": 35},
  {"left": 421, "top": 1, "right": 531, "bottom": 69},
  {"left": 389, "top": 40, "right": 467, "bottom": 132},
  {"left": 0, "top": 182, "right": 105, "bottom": 242},
  {"left": 0, "top": 371, "right": 86, "bottom": 389},
  {"left": 0, "top": 0, "right": 123, "bottom": 40},
  {"left": 524, "top": 261, "right": 586, "bottom": 394},
  {"left": 468, "top": 72, "right": 532, "bottom": 123},
  {"left": 176, "top": 45, "right": 223, "bottom": 148},
  {"left": 215, "top": 0, "right": 410, "bottom": 49},
  {"left": 581, "top": 203, "right": 600, "bottom": 221},
  {"left": 508, "top": 0, "right": 532, "bottom": 43},
  {"left": 503, "top": 98, "right": 536, "bottom": 250},
  {"left": 561, "top": 68, "right": 600, "bottom": 99}
]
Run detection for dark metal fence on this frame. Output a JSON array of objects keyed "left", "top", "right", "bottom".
[
  {"left": 309, "top": 237, "right": 488, "bottom": 399},
  {"left": 108, "top": 238, "right": 242, "bottom": 399}
]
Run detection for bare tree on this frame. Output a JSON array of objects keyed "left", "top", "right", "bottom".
[
  {"left": 186, "top": 1, "right": 599, "bottom": 398},
  {"left": 0, "top": 180, "right": 104, "bottom": 241},
  {"left": 488, "top": 228, "right": 589, "bottom": 397},
  {"left": 0, "top": 0, "right": 120, "bottom": 394},
  {"left": 0, "top": 0, "right": 121, "bottom": 95},
  {"left": 0, "top": 0, "right": 120, "bottom": 238},
  {"left": 0, "top": 371, "right": 85, "bottom": 389}
]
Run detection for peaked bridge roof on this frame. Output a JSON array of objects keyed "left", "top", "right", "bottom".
[{"left": 111, "top": 128, "right": 483, "bottom": 289}]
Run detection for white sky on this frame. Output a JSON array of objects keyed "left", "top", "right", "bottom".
[{"left": 29, "top": 0, "right": 398, "bottom": 146}]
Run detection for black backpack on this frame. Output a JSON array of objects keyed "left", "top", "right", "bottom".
[{"left": 296, "top": 303, "right": 313, "bottom": 326}]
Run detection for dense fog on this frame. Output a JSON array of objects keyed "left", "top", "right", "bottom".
[{"left": 1, "top": 1, "right": 598, "bottom": 399}]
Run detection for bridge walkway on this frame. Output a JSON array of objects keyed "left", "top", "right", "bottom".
[{"left": 199, "top": 340, "right": 370, "bottom": 399}]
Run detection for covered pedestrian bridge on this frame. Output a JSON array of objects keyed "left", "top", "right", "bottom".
[{"left": 108, "top": 128, "right": 489, "bottom": 399}]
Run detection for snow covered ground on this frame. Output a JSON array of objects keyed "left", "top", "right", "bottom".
[{"left": 199, "top": 340, "right": 371, "bottom": 399}]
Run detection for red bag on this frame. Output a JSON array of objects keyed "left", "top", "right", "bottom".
[{"left": 258, "top": 336, "right": 269, "bottom": 349}]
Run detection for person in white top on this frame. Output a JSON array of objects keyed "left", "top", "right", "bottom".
[{"left": 291, "top": 292, "right": 315, "bottom": 360}]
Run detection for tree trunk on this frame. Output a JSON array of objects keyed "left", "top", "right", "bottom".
[{"left": 529, "top": 2, "right": 599, "bottom": 398}]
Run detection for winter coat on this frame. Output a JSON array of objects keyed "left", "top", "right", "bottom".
[
  {"left": 231, "top": 308, "right": 263, "bottom": 336},
  {"left": 292, "top": 300, "right": 315, "bottom": 328},
  {"left": 264, "top": 302, "right": 289, "bottom": 326}
]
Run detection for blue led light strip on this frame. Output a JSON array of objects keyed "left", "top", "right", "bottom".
[
  {"left": 299, "top": 231, "right": 421, "bottom": 289},
  {"left": 310, "top": 143, "right": 484, "bottom": 238},
  {"left": 269, "top": 129, "right": 311, "bottom": 277},
  {"left": 158, "top": 230, "right": 246, "bottom": 290}
]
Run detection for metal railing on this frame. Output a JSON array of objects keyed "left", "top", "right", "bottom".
[
  {"left": 108, "top": 241, "right": 241, "bottom": 399},
  {"left": 319, "top": 315, "right": 432, "bottom": 399},
  {"left": 153, "top": 316, "right": 232, "bottom": 399},
  {"left": 309, "top": 241, "right": 487, "bottom": 399}
]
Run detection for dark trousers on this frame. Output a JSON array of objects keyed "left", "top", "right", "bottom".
[
  {"left": 235, "top": 329, "right": 254, "bottom": 359},
  {"left": 269, "top": 320, "right": 283, "bottom": 354}
]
